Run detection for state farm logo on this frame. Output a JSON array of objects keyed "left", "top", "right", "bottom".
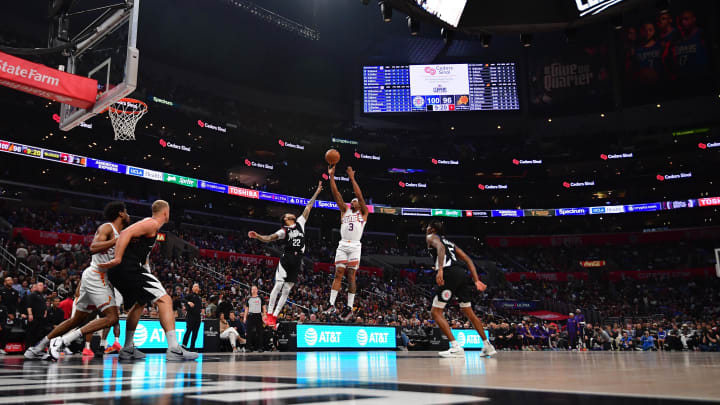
[
  {"left": 304, "top": 328, "right": 318, "bottom": 346},
  {"left": 424, "top": 66, "right": 436, "bottom": 75}
]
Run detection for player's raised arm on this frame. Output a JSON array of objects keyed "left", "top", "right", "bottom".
[
  {"left": 346, "top": 166, "right": 368, "bottom": 218},
  {"left": 98, "top": 218, "right": 158, "bottom": 269},
  {"left": 328, "top": 165, "right": 347, "bottom": 215},
  {"left": 89, "top": 223, "right": 116, "bottom": 254},
  {"left": 248, "top": 230, "right": 281, "bottom": 243},
  {"left": 302, "top": 180, "right": 323, "bottom": 220}
]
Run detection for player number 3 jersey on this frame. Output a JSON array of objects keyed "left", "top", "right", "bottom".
[{"left": 340, "top": 210, "right": 366, "bottom": 242}]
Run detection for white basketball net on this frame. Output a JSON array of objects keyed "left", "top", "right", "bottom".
[{"left": 108, "top": 99, "right": 147, "bottom": 141}]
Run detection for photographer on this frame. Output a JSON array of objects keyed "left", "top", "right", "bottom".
[{"left": 700, "top": 327, "right": 718, "bottom": 352}]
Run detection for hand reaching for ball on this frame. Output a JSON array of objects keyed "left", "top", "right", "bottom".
[
  {"left": 346, "top": 166, "right": 355, "bottom": 179},
  {"left": 328, "top": 165, "right": 336, "bottom": 176},
  {"left": 248, "top": 231, "right": 258, "bottom": 239}
]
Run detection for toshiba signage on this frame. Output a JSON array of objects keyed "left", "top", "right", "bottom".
[{"left": 699, "top": 197, "right": 720, "bottom": 207}]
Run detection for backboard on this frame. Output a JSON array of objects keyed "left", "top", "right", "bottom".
[{"left": 59, "top": 0, "right": 140, "bottom": 131}]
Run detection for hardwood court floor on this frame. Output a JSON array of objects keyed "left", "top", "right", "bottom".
[{"left": 0, "top": 351, "right": 718, "bottom": 404}]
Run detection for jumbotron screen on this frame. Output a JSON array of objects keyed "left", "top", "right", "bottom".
[{"left": 363, "top": 63, "right": 519, "bottom": 113}]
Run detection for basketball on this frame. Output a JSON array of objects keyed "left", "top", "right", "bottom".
[{"left": 325, "top": 149, "right": 340, "bottom": 165}]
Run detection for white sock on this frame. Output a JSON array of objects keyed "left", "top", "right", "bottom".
[
  {"left": 347, "top": 293, "right": 355, "bottom": 308},
  {"left": 274, "top": 283, "right": 293, "bottom": 317},
  {"left": 62, "top": 329, "right": 83, "bottom": 346},
  {"left": 451, "top": 340, "right": 461, "bottom": 349},
  {"left": 125, "top": 329, "right": 135, "bottom": 348},
  {"left": 34, "top": 336, "right": 50, "bottom": 350},
  {"left": 330, "top": 290, "right": 338, "bottom": 306},
  {"left": 267, "top": 282, "right": 283, "bottom": 316},
  {"left": 85, "top": 341, "right": 91, "bottom": 350},
  {"left": 100, "top": 339, "right": 107, "bottom": 348},
  {"left": 166, "top": 330, "right": 179, "bottom": 350}
]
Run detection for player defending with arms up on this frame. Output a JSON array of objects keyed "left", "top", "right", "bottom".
[
  {"left": 100, "top": 200, "right": 197, "bottom": 361},
  {"left": 248, "top": 181, "right": 323, "bottom": 327},
  {"left": 326, "top": 166, "right": 368, "bottom": 316},
  {"left": 25, "top": 202, "right": 129, "bottom": 360},
  {"left": 426, "top": 221, "right": 496, "bottom": 358}
]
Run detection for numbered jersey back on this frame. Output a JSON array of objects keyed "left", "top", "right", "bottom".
[
  {"left": 429, "top": 236, "right": 459, "bottom": 269},
  {"left": 340, "top": 209, "right": 366, "bottom": 242}
]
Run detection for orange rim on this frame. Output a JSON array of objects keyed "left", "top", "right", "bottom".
[{"left": 108, "top": 98, "right": 148, "bottom": 115}]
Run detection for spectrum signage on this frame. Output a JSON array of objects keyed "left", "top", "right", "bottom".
[
  {"left": 331, "top": 137, "right": 359, "bottom": 145},
  {"left": 244, "top": 159, "right": 274, "bottom": 170},
  {"left": 197, "top": 120, "right": 227, "bottom": 133},
  {"left": 432, "top": 158, "right": 459, "bottom": 165},
  {"left": 657, "top": 172, "right": 692, "bottom": 181},
  {"left": 151, "top": 96, "right": 175, "bottom": 107},
  {"left": 278, "top": 139, "right": 305, "bottom": 150},
  {"left": 478, "top": 184, "right": 508, "bottom": 190},
  {"left": 600, "top": 153, "right": 633, "bottom": 160},
  {"left": 296, "top": 324, "right": 396, "bottom": 349},
  {"left": 354, "top": 152, "right": 381, "bottom": 161},
  {"left": 556, "top": 208, "right": 588, "bottom": 216},
  {"left": 512, "top": 159, "right": 542, "bottom": 165}
]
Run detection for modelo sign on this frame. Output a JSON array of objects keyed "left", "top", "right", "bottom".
[
  {"left": 296, "top": 324, "right": 396, "bottom": 349},
  {"left": 106, "top": 319, "right": 204, "bottom": 349}
]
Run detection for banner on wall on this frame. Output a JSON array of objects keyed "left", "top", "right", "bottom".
[
  {"left": 313, "top": 262, "right": 383, "bottom": 277},
  {"left": 504, "top": 267, "right": 714, "bottom": 283},
  {"left": 528, "top": 30, "right": 611, "bottom": 114},
  {"left": 492, "top": 300, "right": 539, "bottom": 310},
  {"left": 487, "top": 226, "right": 720, "bottom": 248},
  {"left": 198, "top": 249, "right": 280, "bottom": 267},
  {"left": 12, "top": 228, "right": 92, "bottom": 246}
]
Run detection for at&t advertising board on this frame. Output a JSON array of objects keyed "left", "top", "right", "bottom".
[{"left": 296, "top": 325, "right": 396, "bottom": 349}]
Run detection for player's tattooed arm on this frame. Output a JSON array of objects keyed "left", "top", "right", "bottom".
[
  {"left": 426, "top": 234, "right": 445, "bottom": 286},
  {"left": 247, "top": 230, "right": 280, "bottom": 243},
  {"left": 90, "top": 223, "right": 116, "bottom": 254},
  {"left": 302, "top": 180, "right": 323, "bottom": 220}
]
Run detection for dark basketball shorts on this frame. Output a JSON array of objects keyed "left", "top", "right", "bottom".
[
  {"left": 432, "top": 266, "right": 474, "bottom": 309},
  {"left": 275, "top": 253, "right": 302, "bottom": 284},
  {"left": 108, "top": 262, "right": 166, "bottom": 308}
]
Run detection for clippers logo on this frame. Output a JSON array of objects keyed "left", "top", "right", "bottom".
[
  {"left": 424, "top": 66, "right": 437, "bottom": 75},
  {"left": 304, "top": 328, "right": 318, "bottom": 346},
  {"left": 441, "top": 289, "right": 452, "bottom": 301},
  {"left": 357, "top": 329, "right": 368, "bottom": 346},
  {"left": 413, "top": 96, "right": 425, "bottom": 108}
]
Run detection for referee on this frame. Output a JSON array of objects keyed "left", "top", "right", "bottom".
[
  {"left": 182, "top": 284, "right": 202, "bottom": 351},
  {"left": 244, "top": 286, "right": 266, "bottom": 352}
]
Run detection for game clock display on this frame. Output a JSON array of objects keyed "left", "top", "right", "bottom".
[{"left": 363, "top": 63, "right": 519, "bottom": 113}]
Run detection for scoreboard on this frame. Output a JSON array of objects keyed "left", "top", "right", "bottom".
[{"left": 363, "top": 63, "right": 519, "bottom": 113}]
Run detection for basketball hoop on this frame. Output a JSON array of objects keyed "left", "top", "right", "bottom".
[{"left": 108, "top": 98, "right": 148, "bottom": 141}]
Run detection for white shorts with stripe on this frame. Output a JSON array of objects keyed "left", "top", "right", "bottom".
[{"left": 75, "top": 266, "right": 117, "bottom": 313}]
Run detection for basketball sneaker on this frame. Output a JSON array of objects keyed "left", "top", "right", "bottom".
[
  {"left": 439, "top": 346, "right": 465, "bottom": 358},
  {"left": 166, "top": 345, "right": 199, "bottom": 361},
  {"left": 119, "top": 346, "right": 146, "bottom": 360},
  {"left": 105, "top": 342, "right": 122, "bottom": 354},
  {"left": 23, "top": 346, "right": 45, "bottom": 360},
  {"left": 482, "top": 343, "right": 498, "bottom": 357},
  {"left": 82, "top": 348, "right": 94, "bottom": 357},
  {"left": 48, "top": 337, "right": 65, "bottom": 361},
  {"left": 266, "top": 314, "right": 277, "bottom": 327},
  {"left": 323, "top": 306, "right": 336, "bottom": 315}
]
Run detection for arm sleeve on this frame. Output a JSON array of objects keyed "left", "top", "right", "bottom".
[
  {"left": 274, "top": 228, "right": 287, "bottom": 240},
  {"left": 297, "top": 216, "right": 307, "bottom": 228}
]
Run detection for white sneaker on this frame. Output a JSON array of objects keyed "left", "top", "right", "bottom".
[
  {"left": 166, "top": 345, "right": 198, "bottom": 361},
  {"left": 64, "top": 348, "right": 73, "bottom": 355},
  {"left": 48, "top": 337, "right": 65, "bottom": 361},
  {"left": 482, "top": 343, "right": 497, "bottom": 357},
  {"left": 439, "top": 346, "right": 465, "bottom": 358},
  {"left": 0, "top": 349, "right": 7, "bottom": 355},
  {"left": 24, "top": 346, "right": 45, "bottom": 360}
]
